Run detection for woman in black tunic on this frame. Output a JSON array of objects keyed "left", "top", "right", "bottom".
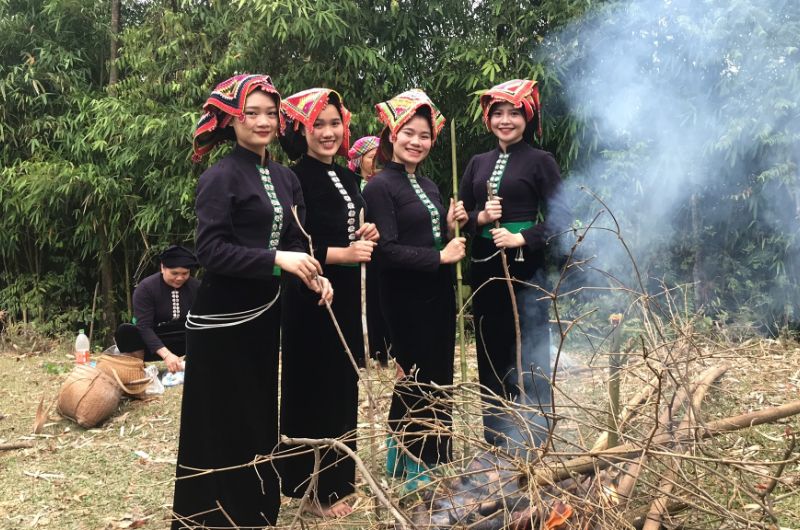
[
  {"left": 171, "top": 74, "right": 332, "bottom": 529},
  {"left": 459, "top": 79, "right": 567, "bottom": 450},
  {"left": 363, "top": 89, "right": 467, "bottom": 491},
  {"left": 114, "top": 245, "right": 199, "bottom": 373},
  {"left": 277, "top": 88, "right": 379, "bottom": 518}
]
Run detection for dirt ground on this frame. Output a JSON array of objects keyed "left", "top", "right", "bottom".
[{"left": 1, "top": 330, "right": 799, "bottom": 529}]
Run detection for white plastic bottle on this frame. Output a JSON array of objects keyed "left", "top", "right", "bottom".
[{"left": 74, "top": 329, "right": 90, "bottom": 364}]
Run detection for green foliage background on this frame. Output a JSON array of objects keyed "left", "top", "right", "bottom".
[{"left": 1, "top": 0, "right": 798, "bottom": 340}]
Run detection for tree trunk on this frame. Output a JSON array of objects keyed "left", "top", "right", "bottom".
[
  {"left": 109, "top": 0, "right": 120, "bottom": 88},
  {"left": 123, "top": 240, "right": 132, "bottom": 316},
  {"left": 690, "top": 193, "right": 707, "bottom": 310},
  {"left": 98, "top": 225, "right": 116, "bottom": 343}
]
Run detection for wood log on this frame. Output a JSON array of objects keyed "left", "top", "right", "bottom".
[
  {"left": 702, "top": 400, "right": 800, "bottom": 436},
  {"left": 530, "top": 399, "right": 800, "bottom": 487},
  {"left": 641, "top": 365, "right": 727, "bottom": 530},
  {"left": 616, "top": 370, "right": 690, "bottom": 500},
  {"left": 0, "top": 441, "right": 33, "bottom": 451}
]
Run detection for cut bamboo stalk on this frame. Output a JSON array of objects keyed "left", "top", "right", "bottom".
[
  {"left": 451, "top": 120, "right": 467, "bottom": 389},
  {"left": 451, "top": 120, "right": 470, "bottom": 457},
  {"left": 607, "top": 313, "right": 624, "bottom": 448},
  {"left": 591, "top": 374, "right": 660, "bottom": 452}
]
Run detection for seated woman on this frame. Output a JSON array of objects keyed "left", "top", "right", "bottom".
[{"left": 114, "top": 245, "right": 200, "bottom": 373}]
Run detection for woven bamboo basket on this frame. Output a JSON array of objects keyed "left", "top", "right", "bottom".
[
  {"left": 96, "top": 354, "right": 152, "bottom": 397},
  {"left": 57, "top": 364, "right": 122, "bottom": 428}
]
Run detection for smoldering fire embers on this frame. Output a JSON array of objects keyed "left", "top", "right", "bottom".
[{"left": 401, "top": 452, "right": 576, "bottom": 530}]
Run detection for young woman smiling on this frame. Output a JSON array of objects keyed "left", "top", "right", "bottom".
[
  {"left": 277, "top": 88, "right": 379, "bottom": 518},
  {"left": 459, "top": 79, "right": 567, "bottom": 451},
  {"left": 171, "top": 74, "right": 332, "bottom": 529},
  {"left": 362, "top": 89, "right": 467, "bottom": 491}
]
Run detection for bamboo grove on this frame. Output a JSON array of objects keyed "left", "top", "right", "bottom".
[{"left": 1, "top": 0, "right": 799, "bottom": 341}]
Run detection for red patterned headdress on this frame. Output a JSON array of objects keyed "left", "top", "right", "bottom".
[
  {"left": 479, "top": 79, "right": 542, "bottom": 140},
  {"left": 347, "top": 136, "right": 380, "bottom": 172},
  {"left": 192, "top": 74, "right": 284, "bottom": 162},
  {"left": 281, "top": 88, "right": 352, "bottom": 156},
  {"left": 375, "top": 89, "right": 446, "bottom": 142}
]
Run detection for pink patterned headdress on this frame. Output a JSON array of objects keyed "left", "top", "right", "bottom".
[{"left": 347, "top": 136, "right": 380, "bottom": 172}]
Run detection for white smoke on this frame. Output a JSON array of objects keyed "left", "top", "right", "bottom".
[{"left": 544, "top": 0, "right": 800, "bottom": 327}]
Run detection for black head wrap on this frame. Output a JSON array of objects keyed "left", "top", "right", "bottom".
[{"left": 159, "top": 245, "right": 199, "bottom": 269}]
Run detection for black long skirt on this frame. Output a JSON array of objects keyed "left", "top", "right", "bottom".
[
  {"left": 171, "top": 273, "right": 282, "bottom": 529},
  {"left": 381, "top": 265, "right": 455, "bottom": 466},
  {"left": 278, "top": 265, "right": 360, "bottom": 503},
  {"left": 366, "top": 263, "right": 391, "bottom": 363},
  {"left": 470, "top": 236, "right": 552, "bottom": 450}
]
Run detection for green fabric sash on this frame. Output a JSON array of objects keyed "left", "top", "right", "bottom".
[{"left": 480, "top": 220, "right": 535, "bottom": 239}]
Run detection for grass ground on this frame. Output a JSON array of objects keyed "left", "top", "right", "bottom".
[{"left": 1, "top": 328, "right": 799, "bottom": 529}]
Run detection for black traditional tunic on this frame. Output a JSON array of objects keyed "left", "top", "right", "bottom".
[
  {"left": 362, "top": 161, "right": 455, "bottom": 466},
  {"left": 171, "top": 145, "right": 306, "bottom": 529},
  {"left": 460, "top": 140, "right": 565, "bottom": 449},
  {"left": 131, "top": 272, "right": 199, "bottom": 361},
  {"left": 279, "top": 155, "right": 362, "bottom": 504}
]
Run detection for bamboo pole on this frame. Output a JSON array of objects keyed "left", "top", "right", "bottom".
[
  {"left": 591, "top": 374, "right": 660, "bottom": 452},
  {"left": 607, "top": 313, "right": 624, "bottom": 448},
  {"left": 451, "top": 121, "right": 468, "bottom": 387},
  {"left": 451, "top": 120, "right": 471, "bottom": 457}
]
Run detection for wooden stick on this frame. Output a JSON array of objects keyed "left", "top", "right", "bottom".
[
  {"left": 359, "top": 209, "right": 377, "bottom": 475},
  {"left": 282, "top": 436, "right": 416, "bottom": 530},
  {"left": 0, "top": 442, "right": 33, "bottom": 451},
  {"left": 624, "top": 500, "right": 688, "bottom": 529},
  {"left": 289, "top": 207, "right": 379, "bottom": 416},
  {"left": 486, "top": 181, "right": 524, "bottom": 395},
  {"left": 288, "top": 447, "right": 322, "bottom": 528}
]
